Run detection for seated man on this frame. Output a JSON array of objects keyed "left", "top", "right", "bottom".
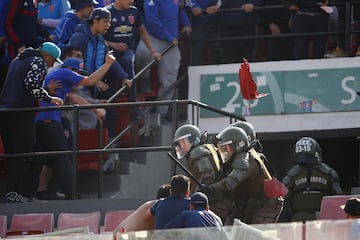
[
  {"left": 165, "top": 192, "right": 224, "bottom": 229},
  {"left": 149, "top": 174, "right": 191, "bottom": 229}
]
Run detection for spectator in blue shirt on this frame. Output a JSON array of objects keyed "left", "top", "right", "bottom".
[
  {"left": 104, "top": 0, "right": 160, "bottom": 119},
  {"left": 149, "top": 174, "right": 191, "bottom": 229},
  {"left": 35, "top": 52, "right": 116, "bottom": 200},
  {"left": 135, "top": 0, "right": 192, "bottom": 123},
  {"left": 54, "top": 0, "right": 98, "bottom": 50},
  {"left": 68, "top": 7, "right": 132, "bottom": 138},
  {"left": 166, "top": 192, "right": 224, "bottom": 229},
  {"left": 37, "top": 0, "right": 71, "bottom": 37}
]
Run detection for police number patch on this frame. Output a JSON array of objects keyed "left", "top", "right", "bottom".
[{"left": 295, "top": 139, "right": 312, "bottom": 153}]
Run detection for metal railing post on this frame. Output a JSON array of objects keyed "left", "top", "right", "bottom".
[{"left": 71, "top": 105, "right": 79, "bottom": 199}]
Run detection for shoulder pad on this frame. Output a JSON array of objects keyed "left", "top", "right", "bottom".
[
  {"left": 249, "top": 148, "right": 261, "bottom": 161},
  {"left": 282, "top": 165, "right": 302, "bottom": 186},
  {"left": 286, "top": 165, "right": 302, "bottom": 178},
  {"left": 189, "top": 145, "right": 210, "bottom": 159},
  {"left": 317, "top": 163, "right": 331, "bottom": 175},
  {"left": 318, "top": 163, "right": 340, "bottom": 181},
  {"left": 330, "top": 169, "right": 340, "bottom": 182}
]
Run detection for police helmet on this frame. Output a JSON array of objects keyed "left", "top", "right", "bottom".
[
  {"left": 294, "top": 137, "right": 322, "bottom": 165},
  {"left": 230, "top": 121, "right": 256, "bottom": 143},
  {"left": 173, "top": 124, "right": 201, "bottom": 159},
  {"left": 216, "top": 127, "right": 249, "bottom": 163}
]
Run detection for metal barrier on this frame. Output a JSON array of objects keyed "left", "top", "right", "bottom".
[
  {"left": 0, "top": 99, "right": 245, "bottom": 199},
  {"left": 187, "top": 1, "right": 360, "bottom": 64}
]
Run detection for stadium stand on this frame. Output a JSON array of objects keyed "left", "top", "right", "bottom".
[
  {"left": 57, "top": 211, "right": 101, "bottom": 234},
  {"left": 103, "top": 210, "right": 134, "bottom": 232},
  {"left": 7, "top": 213, "right": 54, "bottom": 237}
]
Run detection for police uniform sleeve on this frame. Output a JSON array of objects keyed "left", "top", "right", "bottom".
[
  {"left": 319, "top": 163, "right": 343, "bottom": 194},
  {"left": 189, "top": 145, "right": 217, "bottom": 184},
  {"left": 210, "top": 152, "right": 250, "bottom": 192},
  {"left": 282, "top": 165, "right": 301, "bottom": 188}
]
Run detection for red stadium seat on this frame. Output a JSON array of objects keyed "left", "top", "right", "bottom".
[
  {"left": 0, "top": 215, "right": 7, "bottom": 238},
  {"left": 103, "top": 210, "right": 134, "bottom": 232},
  {"left": 320, "top": 195, "right": 360, "bottom": 220},
  {"left": 8, "top": 213, "right": 54, "bottom": 236},
  {"left": 57, "top": 211, "right": 101, "bottom": 234},
  {"left": 78, "top": 128, "right": 109, "bottom": 172}
]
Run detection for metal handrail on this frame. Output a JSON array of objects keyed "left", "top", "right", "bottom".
[
  {"left": 188, "top": 1, "right": 360, "bottom": 60},
  {"left": 0, "top": 99, "right": 245, "bottom": 199}
]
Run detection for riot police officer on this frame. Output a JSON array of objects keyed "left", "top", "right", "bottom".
[
  {"left": 201, "top": 126, "right": 283, "bottom": 224},
  {"left": 172, "top": 124, "right": 230, "bottom": 222},
  {"left": 281, "top": 136, "right": 343, "bottom": 222}
]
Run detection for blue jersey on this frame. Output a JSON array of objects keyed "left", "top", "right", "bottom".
[
  {"left": 95, "top": 0, "right": 114, "bottom": 7},
  {"left": 151, "top": 196, "right": 191, "bottom": 229},
  {"left": 54, "top": 11, "right": 81, "bottom": 50},
  {"left": 165, "top": 209, "right": 223, "bottom": 228},
  {"left": 104, "top": 5, "right": 142, "bottom": 51},
  {"left": 38, "top": 0, "right": 68, "bottom": 35},
  {"left": 36, "top": 68, "right": 84, "bottom": 122},
  {"left": 143, "top": 0, "right": 191, "bottom": 41}
]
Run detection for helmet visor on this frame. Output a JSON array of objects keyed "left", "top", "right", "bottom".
[
  {"left": 173, "top": 134, "right": 193, "bottom": 159},
  {"left": 218, "top": 140, "right": 234, "bottom": 163}
]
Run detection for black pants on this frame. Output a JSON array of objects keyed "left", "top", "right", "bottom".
[
  {"left": 35, "top": 121, "right": 73, "bottom": 199},
  {"left": 290, "top": 12, "right": 329, "bottom": 59},
  {"left": 220, "top": 24, "right": 257, "bottom": 63},
  {"left": 0, "top": 112, "right": 40, "bottom": 198}
]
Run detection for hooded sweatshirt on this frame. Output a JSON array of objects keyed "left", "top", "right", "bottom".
[
  {"left": 69, "top": 22, "right": 128, "bottom": 80},
  {"left": 0, "top": 48, "right": 52, "bottom": 108},
  {"left": 54, "top": 11, "right": 81, "bottom": 50}
]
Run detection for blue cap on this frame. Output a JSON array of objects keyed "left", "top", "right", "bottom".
[
  {"left": 62, "top": 58, "right": 84, "bottom": 71},
  {"left": 39, "top": 42, "right": 62, "bottom": 64},
  {"left": 191, "top": 192, "right": 209, "bottom": 209}
]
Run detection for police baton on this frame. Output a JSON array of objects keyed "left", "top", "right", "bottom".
[
  {"left": 107, "top": 33, "right": 186, "bottom": 103},
  {"left": 167, "top": 152, "right": 202, "bottom": 186}
]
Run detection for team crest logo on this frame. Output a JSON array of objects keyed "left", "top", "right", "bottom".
[
  {"left": 128, "top": 15, "right": 135, "bottom": 25},
  {"left": 79, "top": 62, "right": 84, "bottom": 69}
]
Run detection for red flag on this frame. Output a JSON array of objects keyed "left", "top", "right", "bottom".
[
  {"left": 239, "top": 58, "right": 268, "bottom": 100},
  {"left": 264, "top": 177, "right": 289, "bottom": 198}
]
